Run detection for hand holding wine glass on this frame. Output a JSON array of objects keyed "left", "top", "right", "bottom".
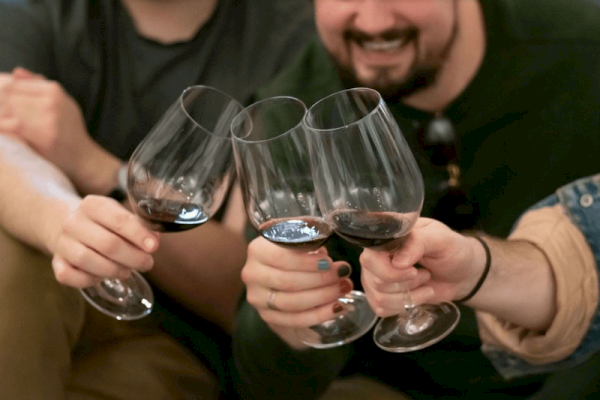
[
  {"left": 304, "top": 87, "right": 460, "bottom": 352},
  {"left": 360, "top": 218, "right": 488, "bottom": 318},
  {"left": 80, "top": 85, "right": 243, "bottom": 320},
  {"left": 231, "top": 96, "right": 377, "bottom": 348}
]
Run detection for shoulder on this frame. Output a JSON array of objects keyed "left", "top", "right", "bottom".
[
  {"left": 256, "top": 37, "right": 343, "bottom": 107},
  {"left": 0, "top": 0, "right": 95, "bottom": 46}
]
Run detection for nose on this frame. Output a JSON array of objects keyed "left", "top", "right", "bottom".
[{"left": 352, "top": 1, "right": 397, "bottom": 36}]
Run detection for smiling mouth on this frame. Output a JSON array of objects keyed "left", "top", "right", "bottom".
[
  {"left": 362, "top": 38, "right": 405, "bottom": 52},
  {"left": 350, "top": 30, "right": 417, "bottom": 54}
]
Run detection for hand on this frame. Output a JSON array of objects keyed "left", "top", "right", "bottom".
[
  {"left": 51, "top": 195, "right": 160, "bottom": 288},
  {"left": 242, "top": 237, "right": 353, "bottom": 347},
  {"left": 0, "top": 67, "right": 120, "bottom": 194},
  {"left": 360, "top": 218, "right": 485, "bottom": 317}
]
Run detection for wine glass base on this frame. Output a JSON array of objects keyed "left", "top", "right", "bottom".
[
  {"left": 373, "top": 302, "right": 460, "bottom": 353},
  {"left": 297, "top": 290, "right": 378, "bottom": 349},
  {"left": 80, "top": 271, "right": 154, "bottom": 321}
]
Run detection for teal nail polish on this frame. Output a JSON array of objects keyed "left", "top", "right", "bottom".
[{"left": 317, "top": 259, "right": 330, "bottom": 270}]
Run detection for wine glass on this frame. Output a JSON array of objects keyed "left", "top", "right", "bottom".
[
  {"left": 231, "top": 96, "right": 377, "bottom": 349},
  {"left": 303, "top": 87, "right": 460, "bottom": 353},
  {"left": 80, "top": 85, "right": 243, "bottom": 321}
]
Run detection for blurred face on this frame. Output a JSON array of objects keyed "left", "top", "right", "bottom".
[{"left": 315, "top": 0, "right": 459, "bottom": 99}]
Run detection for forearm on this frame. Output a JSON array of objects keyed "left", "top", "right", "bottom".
[
  {"left": 147, "top": 220, "right": 248, "bottom": 334},
  {"left": 464, "top": 236, "right": 556, "bottom": 331},
  {"left": 474, "top": 202, "right": 598, "bottom": 371},
  {"left": 0, "top": 136, "right": 80, "bottom": 254},
  {"left": 71, "top": 145, "right": 123, "bottom": 197}
]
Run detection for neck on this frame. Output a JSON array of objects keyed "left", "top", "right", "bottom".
[
  {"left": 403, "top": 0, "right": 486, "bottom": 113},
  {"left": 119, "top": 0, "right": 219, "bottom": 44}
]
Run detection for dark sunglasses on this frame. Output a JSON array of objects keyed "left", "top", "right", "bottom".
[{"left": 417, "top": 113, "right": 480, "bottom": 231}]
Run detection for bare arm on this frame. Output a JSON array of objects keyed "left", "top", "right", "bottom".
[
  {"left": 464, "top": 236, "right": 556, "bottom": 331},
  {"left": 361, "top": 218, "right": 556, "bottom": 331},
  {"left": 0, "top": 135, "right": 80, "bottom": 254}
]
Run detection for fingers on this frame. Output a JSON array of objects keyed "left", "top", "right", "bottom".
[
  {"left": 249, "top": 277, "right": 353, "bottom": 314},
  {"left": 243, "top": 257, "right": 351, "bottom": 292},
  {"left": 257, "top": 298, "right": 347, "bottom": 329},
  {"left": 80, "top": 196, "right": 159, "bottom": 255},
  {"left": 243, "top": 237, "right": 355, "bottom": 328},
  {"left": 52, "top": 254, "right": 103, "bottom": 289},
  {"left": 247, "top": 237, "right": 335, "bottom": 273},
  {"left": 54, "top": 227, "right": 146, "bottom": 280},
  {"left": 53, "top": 196, "right": 158, "bottom": 286},
  {"left": 362, "top": 269, "right": 435, "bottom": 317},
  {"left": 360, "top": 248, "right": 420, "bottom": 281}
]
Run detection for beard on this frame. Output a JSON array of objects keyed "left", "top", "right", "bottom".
[
  {"left": 327, "top": 2, "right": 459, "bottom": 103},
  {"left": 334, "top": 60, "right": 441, "bottom": 103}
]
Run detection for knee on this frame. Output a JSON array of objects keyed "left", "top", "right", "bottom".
[{"left": 0, "top": 227, "right": 85, "bottom": 333}]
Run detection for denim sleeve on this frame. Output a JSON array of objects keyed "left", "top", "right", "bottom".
[{"left": 483, "top": 174, "right": 600, "bottom": 379}]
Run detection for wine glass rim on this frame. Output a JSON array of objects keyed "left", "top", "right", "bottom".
[
  {"left": 179, "top": 85, "right": 244, "bottom": 140},
  {"left": 231, "top": 96, "right": 308, "bottom": 144},
  {"left": 303, "top": 87, "right": 383, "bottom": 133}
]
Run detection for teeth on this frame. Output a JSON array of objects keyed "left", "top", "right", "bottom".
[{"left": 362, "top": 39, "right": 404, "bottom": 52}]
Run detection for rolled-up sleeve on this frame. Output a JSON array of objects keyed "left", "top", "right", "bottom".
[{"left": 477, "top": 204, "right": 597, "bottom": 368}]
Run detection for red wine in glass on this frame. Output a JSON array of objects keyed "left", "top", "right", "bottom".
[
  {"left": 80, "top": 85, "right": 243, "bottom": 321},
  {"left": 304, "top": 87, "right": 460, "bottom": 353},
  {"left": 258, "top": 216, "right": 332, "bottom": 252},
  {"left": 326, "top": 210, "right": 413, "bottom": 252},
  {"left": 134, "top": 198, "right": 209, "bottom": 232},
  {"left": 232, "top": 96, "right": 378, "bottom": 349}
]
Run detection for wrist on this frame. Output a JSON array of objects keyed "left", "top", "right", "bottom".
[
  {"left": 44, "top": 195, "right": 81, "bottom": 255},
  {"left": 105, "top": 163, "right": 128, "bottom": 202},
  {"left": 72, "top": 144, "right": 123, "bottom": 196},
  {"left": 455, "top": 235, "right": 491, "bottom": 303}
]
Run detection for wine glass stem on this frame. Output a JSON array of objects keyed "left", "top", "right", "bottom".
[
  {"left": 99, "top": 278, "right": 131, "bottom": 303},
  {"left": 402, "top": 284, "right": 434, "bottom": 335}
]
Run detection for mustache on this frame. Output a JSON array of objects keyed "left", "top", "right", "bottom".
[{"left": 343, "top": 28, "right": 418, "bottom": 45}]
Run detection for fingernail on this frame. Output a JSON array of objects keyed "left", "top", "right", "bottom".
[
  {"left": 317, "top": 259, "right": 330, "bottom": 271},
  {"left": 339, "top": 279, "right": 352, "bottom": 294},
  {"left": 143, "top": 237, "right": 156, "bottom": 251},
  {"left": 337, "top": 264, "right": 351, "bottom": 277},
  {"left": 333, "top": 303, "right": 344, "bottom": 313}
]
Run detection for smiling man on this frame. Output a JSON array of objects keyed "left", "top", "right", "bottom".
[
  {"left": 318, "top": 0, "right": 468, "bottom": 102},
  {"left": 232, "top": 0, "right": 600, "bottom": 399}
]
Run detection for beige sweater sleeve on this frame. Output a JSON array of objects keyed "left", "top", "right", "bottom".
[{"left": 476, "top": 204, "right": 598, "bottom": 365}]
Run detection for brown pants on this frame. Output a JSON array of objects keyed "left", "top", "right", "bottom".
[{"left": 0, "top": 227, "right": 219, "bottom": 400}]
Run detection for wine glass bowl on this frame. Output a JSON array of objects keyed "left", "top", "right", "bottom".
[
  {"left": 231, "top": 96, "right": 378, "bottom": 348},
  {"left": 304, "top": 87, "right": 460, "bottom": 352},
  {"left": 128, "top": 85, "right": 241, "bottom": 232},
  {"left": 80, "top": 85, "right": 243, "bottom": 320}
]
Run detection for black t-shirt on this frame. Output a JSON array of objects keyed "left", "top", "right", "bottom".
[
  {"left": 0, "top": 0, "right": 315, "bottom": 160},
  {"left": 0, "top": 0, "right": 315, "bottom": 395},
  {"left": 235, "top": 0, "right": 600, "bottom": 399}
]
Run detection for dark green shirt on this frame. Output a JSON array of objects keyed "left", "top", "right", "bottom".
[{"left": 234, "top": 0, "right": 600, "bottom": 398}]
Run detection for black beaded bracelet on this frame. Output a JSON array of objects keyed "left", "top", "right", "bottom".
[{"left": 456, "top": 236, "right": 491, "bottom": 303}]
